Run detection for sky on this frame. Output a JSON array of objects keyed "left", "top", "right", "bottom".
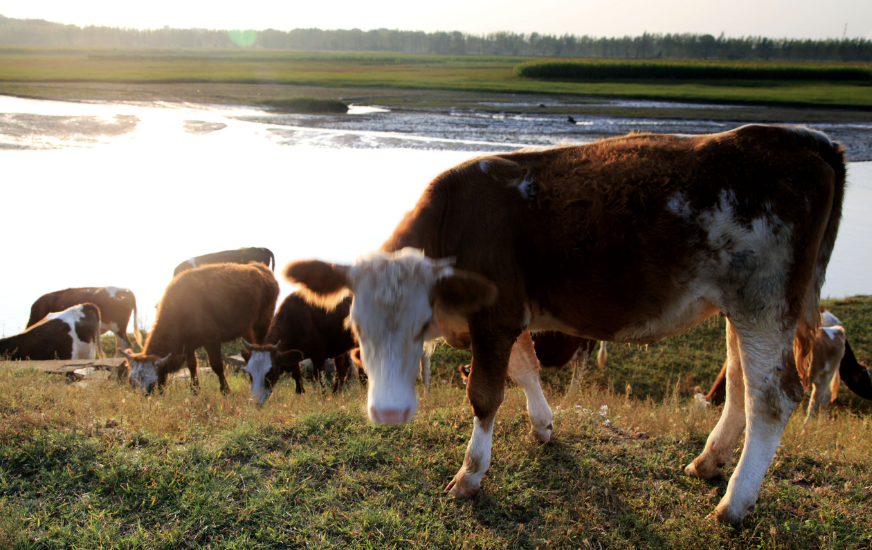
[{"left": 3, "top": 0, "right": 871, "bottom": 40}]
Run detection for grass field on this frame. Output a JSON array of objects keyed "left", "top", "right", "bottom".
[
  {"left": 2, "top": 47, "right": 872, "bottom": 109},
  {"left": 2, "top": 296, "right": 871, "bottom": 548}
]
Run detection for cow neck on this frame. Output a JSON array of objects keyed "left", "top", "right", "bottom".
[{"left": 381, "top": 177, "right": 454, "bottom": 257}]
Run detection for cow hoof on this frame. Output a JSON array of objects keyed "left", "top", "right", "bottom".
[
  {"left": 684, "top": 460, "right": 721, "bottom": 480},
  {"left": 713, "top": 503, "right": 746, "bottom": 529},
  {"left": 445, "top": 475, "right": 479, "bottom": 499}
]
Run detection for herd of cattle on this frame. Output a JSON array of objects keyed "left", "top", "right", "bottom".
[{"left": 4, "top": 124, "right": 872, "bottom": 527}]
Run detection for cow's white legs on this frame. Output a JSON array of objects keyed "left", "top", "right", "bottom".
[
  {"left": 445, "top": 415, "right": 495, "bottom": 498},
  {"left": 507, "top": 332, "right": 553, "bottom": 442},
  {"left": 686, "top": 320, "right": 745, "bottom": 479},
  {"left": 446, "top": 329, "right": 515, "bottom": 499},
  {"left": 713, "top": 323, "right": 802, "bottom": 526}
]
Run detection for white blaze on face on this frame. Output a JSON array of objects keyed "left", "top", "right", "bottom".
[
  {"left": 348, "top": 249, "right": 446, "bottom": 424},
  {"left": 129, "top": 360, "right": 159, "bottom": 393},
  {"left": 245, "top": 351, "right": 274, "bottom": 402}
]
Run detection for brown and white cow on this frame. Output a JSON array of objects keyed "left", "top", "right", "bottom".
[
  {"left": 2, "top": 303, "right": 101, "bottom": 361},
  {"left": 285, "top": 125, "right": 845, "bottom": 526},
  {"left": 697, "top": 311, "right": 872, "bottom": 422},
  {"left": 173, "top": 247, "right": 275, "bottom": 278},
  {"left": 122, "top": 262, "right": 279, "bottom": 395},
  {"left": 240, "top": 293, "right": 356, "bottom": 402},
  {"left": 27, "top": 287, "right": 143, "bottom": 357}
]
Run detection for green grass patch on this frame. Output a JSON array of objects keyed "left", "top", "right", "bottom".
[
  {"left": 2, "top": 296, "right": 871, "bottom": 548},
  {"left": 514, "top": 58, "right": 872, "bottom": 82},
  {"left": 261, "top": 96, "right": 347, "bottom": 113},
  {"left": 2, "top": 46, "right": 872, "bottom": 108}
]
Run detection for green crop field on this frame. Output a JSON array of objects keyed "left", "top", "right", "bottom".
[
  {"left": 2, "top": 46, "right": 872, "bottom": 109},
  {"left": 2, "top": 296, "right": 871, "bottom": 548}
]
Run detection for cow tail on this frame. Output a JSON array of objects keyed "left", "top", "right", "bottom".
[
  {"left": 795, "top": 135, "right": 846, "bottom": 390},
  {"left": 132, "top": 296, "right": 144, "bottom": 350}
]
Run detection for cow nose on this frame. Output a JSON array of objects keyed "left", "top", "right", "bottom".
[{"left": 370, "top": 407, "right": 412, "bottom": 424}]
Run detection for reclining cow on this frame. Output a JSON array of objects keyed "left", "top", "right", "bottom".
[
  {"left": 122, "top": 263, "right": 278, "bottom": 395},
  {"left": 173, "top": 247, "right": 275, "bottom": 278},
  {"left": 240, "top": 293, "right": 356, "bottom": 402},
  {"left": 2, "top": 303, "right": 101, "bottom": 361},
  {"left": 27, "top": 287, "right": 143, "bottom": 357},
  {"left": 286, "top": 125, "right": 845, "bottom": 526},
  {"left": 696, "top": 311, "right": 872, "bottom": 422}
]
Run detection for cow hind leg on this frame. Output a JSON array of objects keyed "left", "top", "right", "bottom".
[
  {"left": 446, "top": 330, "right": 515, "bottom": 500},
  {"left": 686, "top": 320, "right": 745, "bottom": 479},
  {"left": 713, "top": 322, "right": 802, "bottom": 526},
  {"left": 507, "top": 332, "right": 553, "bottom": 442},
  {"left": 205, "top": 342, "right": 231, "bottom": 395}
]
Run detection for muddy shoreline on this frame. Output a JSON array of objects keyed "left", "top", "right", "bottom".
[{"left": 2, "top": 81, "right": 872, "bottom": 160}]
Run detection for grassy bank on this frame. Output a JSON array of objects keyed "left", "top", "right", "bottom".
[
  {"left": 3, "top": 296, "right": 871, "bottom": 548},
  {"left": 2, "top": 47, "right": 872, "bottom": 109}
]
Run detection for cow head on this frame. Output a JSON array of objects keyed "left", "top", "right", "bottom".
[
  {"left": 120, "top": 349, "right": 185, "bottom": 394},
  {"left": 285, "top": 247, "right": 496, "bottom": 424},
  {"left": 241, "top": 339, "right": 304, "bottom": 403}
]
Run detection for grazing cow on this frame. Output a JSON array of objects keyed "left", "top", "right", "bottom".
[
  {"left": 122, "top": 263, "right": 279, "bottom": 395},
  {"left": 459, "top": 332, "right": 607, "bottom": 393},
  {"left": 285, "top": 125, "right": 846, "bottom": 526},
  {"left": 173, "top": 247, "right": 275, "bottom": 278},
  {"left": 697, "top": 311, "right": 872, "bottom": 421},
  {"left": 1, "top": 303, "right": 101, "bottom": 361},
  {"left": 27, "top": 287, "right": 143, "bottom": 357},
  {"left": 240, "top": 293, "right": 356, "bottom": 402}
]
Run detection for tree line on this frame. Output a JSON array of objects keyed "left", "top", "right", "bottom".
[{"left": 2, "top": 14, "right": 871, "bottom": 62}]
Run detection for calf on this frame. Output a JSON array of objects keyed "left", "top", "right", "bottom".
[
  {"left": 240, "top": 293, "right": 356, "bottom": 402},
  {"left": 122, "top": 263, "right": 279, "bottom": 395},
  {"left": 173, "top": 247, "right": 275, "bottom": 278},
  {"left": 286, "top": 125, "right": 846, "bottom": 526},
  {"left": 697, "top": 311, "right": 872, "bottom": 421},
  {"left": 1, "top": 303, "right": 101, "bottom": 360},
  {"left": 27, "top": 287, "right": 143, "bottom": 357}
]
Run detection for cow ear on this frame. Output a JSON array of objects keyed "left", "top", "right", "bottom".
[
  {"left": 284, "top": 260, "right": 351, "bottom": 310},
  {"left": 431, "top": 269, "right": 497, "bottom": 317},
  {"left": 278, "top": 349, "right": 304, "bottom": 366}
]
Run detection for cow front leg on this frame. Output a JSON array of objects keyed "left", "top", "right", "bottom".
[
  {"left": 507, "top": 332, "right": 553, "bottom": 442},
  {"left": 205, "top": 342, "right": 231, "bottom": 395},
  {"left": 686, "top": 320, "right": 744, "bottom": 479},
  {"left": 445, "top": 331, "right": 514, "bottom": 499}
]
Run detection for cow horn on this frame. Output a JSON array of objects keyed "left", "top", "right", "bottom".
[
  {"left": 120, "top": 349, "right": 135, "bottom": 360},
  {"left": 241, "top": 338, "right": 253, "bottom": 350},
  {"left": 159, "top": 354, "right": 171, "bottom": 367},
  {"left": 274, "top": 340, "right": 281, "bottom": 349}
]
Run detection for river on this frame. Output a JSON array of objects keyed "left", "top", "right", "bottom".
[{"left": 1, "top": 96, "right": 869, "bottom": 335}]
